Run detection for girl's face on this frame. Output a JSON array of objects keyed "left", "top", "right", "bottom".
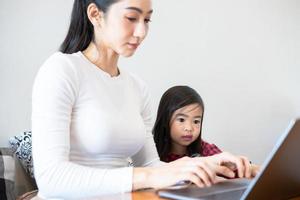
[
  {"left": 169, "top": 103, "right": 203, "bottom": 153},
  {"left": 96, "top": 0, "right": 153, "bottom": 57}
]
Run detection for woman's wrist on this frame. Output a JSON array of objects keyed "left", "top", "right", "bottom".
[{"left": 132, "top": 167, "right": 152, "bottom": 190}]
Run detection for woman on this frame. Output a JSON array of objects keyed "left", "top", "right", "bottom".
[{"left": 32, "top": 0, "right": 253, "bottom": 199}]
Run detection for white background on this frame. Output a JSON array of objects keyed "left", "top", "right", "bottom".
[{"left": 0, "top": 0, "right": 299, "bottom": 164}]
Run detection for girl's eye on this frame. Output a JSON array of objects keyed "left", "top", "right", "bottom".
[
  {"left": 177, "top": 118, "right": 185, "bottom": 123},
  {"left": 194, "top": 120, "right": 201, "bottom": 124},
  {"left": 126, "top": 17, "right": 137, "bottom": 22}
]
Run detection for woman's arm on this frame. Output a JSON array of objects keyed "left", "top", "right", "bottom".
[
  {"left": 32, "top": 54, "right": 134, "bottom": 198},
  {"left": 132, "top": 153, "right": 250, "bottom": 190},
  {"left": 130, "top": 77, "right": 162, "bottom": 167}
]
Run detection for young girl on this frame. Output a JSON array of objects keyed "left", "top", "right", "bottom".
[
  {"left": 153, "top": 85, "right": 223, "bottom": 162},
  {"left": 153, "top": 85, "right": 260, "bottom": 178}
]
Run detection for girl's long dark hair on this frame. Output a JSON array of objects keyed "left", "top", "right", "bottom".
[
  {"left": 153, "top": 86, "right": 205, "bottom": 162},
  {"left": 60, "top": 0, "right": 119, "bottom": 54}
]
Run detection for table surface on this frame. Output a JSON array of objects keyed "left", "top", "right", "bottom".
[
  {"left": 102, "top": 189, "right": 300, "bottom": 200},
  {"left": 29, "top": 188, "right": 300, "bottom": 200},
  {"left": 102, "top": 190, "right": 168, "bottom": 200}
]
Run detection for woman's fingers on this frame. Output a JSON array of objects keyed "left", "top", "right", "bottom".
[
  {"left": 164, "top": 154, "right": 256, "bottom": 190},
  {"left": 185, "top": 172, "right": 205, "bottom": 188},
  {"left": 215, "top": 165, "right": 235, "bottom": 178},
  {"left": 184, "top": 167, "right": 215, "bottom": 187},
  {"left": 195, "top": 166, "right": 213, "bottom": 187},
  {"left": 196, "top": 161, "right": 216, "bottom": 184},
  {"left": 250, "top": 164, "right": 260, "bottom": 177},
  {"left": 177, "top": 157, "right": 219, "bottom": 187},
  {"left": 230, "top": 155, "right": 245, "bottom": 178},
  {"left": 233, "top": 155, "right": 252, "bottom": 178},
  {"left": 214, "top": 152, "right": 249, "bottom": 178},
  {"left": 240, "top": 156, "right": 251, "bottom": 178}
]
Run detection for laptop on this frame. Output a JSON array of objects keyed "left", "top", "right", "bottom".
[{"left": 158, "top": 118, "right": 300, "bottom": 200}]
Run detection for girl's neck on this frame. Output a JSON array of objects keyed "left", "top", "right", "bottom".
[
  {"left": 83, "top": 42, "right": 119, "bottom": 77},
  {"left": 170, "top": 142, "right": 187, "bottom": 155}
]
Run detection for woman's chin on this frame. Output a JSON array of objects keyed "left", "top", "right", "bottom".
[
  {"left": 118, "top": 48, "right": 137, "bottom": 57},
  {"left": 121, "top": 51, "right": 135, "bottom": 57}
]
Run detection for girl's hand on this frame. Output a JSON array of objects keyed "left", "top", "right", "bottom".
[{"left": 133, "top": 156, "right": 235, "bottom": 190}]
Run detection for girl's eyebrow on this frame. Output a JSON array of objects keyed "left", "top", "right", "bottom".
[
  {"left": 175, "top": 113, "right": 188, "bottom": 118},
  {"left": 174, "top": 113, "right": 202, "bottom": 118},
  {"left": 125, "top": 7, "right": 153, "bottom": 14},
  {"left": 194, "top": 116, "right": 202, "bottom": 119}
]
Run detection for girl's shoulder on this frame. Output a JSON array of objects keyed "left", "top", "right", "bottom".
[
  {"left": 201, "top": 140, "right": 222, "bottom": 156},
  {"left": 165, "top": 153, "right": 185, "bottom": 162}
]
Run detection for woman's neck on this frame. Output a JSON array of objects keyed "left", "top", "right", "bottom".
[
  {"left": 83, "top": 42, "right": 119, "bottom": 77},
  {"left": 170, "top": 142, "right": 187, "bottom": 155}
]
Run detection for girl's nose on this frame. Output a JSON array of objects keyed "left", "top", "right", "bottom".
[{"left": 183, "top": 123, "right": 193, "bottom": 132}]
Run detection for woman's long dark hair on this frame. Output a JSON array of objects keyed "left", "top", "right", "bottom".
[
  {"left": 60, "top": 0, "right": 119, "bottom": 54},
  {"left": 153, "top": 86, "right": 205, "bottom": 162}
]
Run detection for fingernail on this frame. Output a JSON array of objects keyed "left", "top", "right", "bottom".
[{"left": 231, "top": 172, "right": 235, "bottom": 177}]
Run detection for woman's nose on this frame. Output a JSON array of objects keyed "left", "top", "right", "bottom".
[{"left": 133, "top": 22, "right": 147, "bottom": 40}]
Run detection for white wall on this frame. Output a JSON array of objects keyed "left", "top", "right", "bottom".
[{"left": 1, "top": 0, "right": 299, "bottom": 164}]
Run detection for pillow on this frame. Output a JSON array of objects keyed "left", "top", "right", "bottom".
[
  {"left": 0, "top": 147, "right": 16, "bottom": 200},
  {"left": 8, "top": 131, "right": 34, "bottom": 179}
]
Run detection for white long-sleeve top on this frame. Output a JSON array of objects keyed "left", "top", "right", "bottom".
[{"left": 32, "top": 52, "right": 161, "bottom": 199}]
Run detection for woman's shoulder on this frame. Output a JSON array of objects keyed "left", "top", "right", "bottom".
[
  {"left": 33, "top": 52, "right": 84, "bottom": 91},
  {"left": 41, "top": 51, "right": 82, "bottom": 71},
  {"left": 37, "top": 52, "right": 84, "bottom": 79}
]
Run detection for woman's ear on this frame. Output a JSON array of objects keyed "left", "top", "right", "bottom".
[{"left": 86, "top": 3, "right": 104, "bottom": 27}]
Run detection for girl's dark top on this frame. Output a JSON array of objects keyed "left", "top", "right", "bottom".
[{"left": 165, "top": 140, "right": 222, "bottom": 162}]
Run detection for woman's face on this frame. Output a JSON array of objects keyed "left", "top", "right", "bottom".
[
  {"left": 97, "top": 0, "right": 153, "bottom": 57},
  {"left": 170, "top": 103, "right": 203, "bottom": 151}
]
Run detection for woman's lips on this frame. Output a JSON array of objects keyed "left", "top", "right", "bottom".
[{"left": 127, "top": 43, "right": 139, "bottom": 49}]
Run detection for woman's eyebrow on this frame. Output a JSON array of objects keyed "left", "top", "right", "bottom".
[{"left": 125, "top": 7, "right": 153, "bottom": 14}]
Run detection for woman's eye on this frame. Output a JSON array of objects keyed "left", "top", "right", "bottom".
[
  {"left": 126, "top": 17, "right": 137, "bottom": 22},
  {"left": 144, "top": 18, "right": 151, "bottom": 23}
]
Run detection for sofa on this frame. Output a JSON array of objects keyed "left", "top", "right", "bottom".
[{"left": 0, "top": 131, "right": 38, "bottom": 200}]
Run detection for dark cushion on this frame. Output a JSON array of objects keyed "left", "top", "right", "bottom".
[{"left": 0, "top": 147, "right": 16, "bottom": 200}]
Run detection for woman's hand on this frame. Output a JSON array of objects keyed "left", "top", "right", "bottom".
[
  {"left": 133, "top": 156, "right": 235, "bottom": 190},
  {"left": 206, "top": 152, "right": 253, "bottom": 179},
  {"left": 250, "top": 164, "right": 260, "bottom": 177}
]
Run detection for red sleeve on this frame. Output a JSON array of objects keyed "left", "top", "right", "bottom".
[{"left": 201, "top": 140, "right": 222, "bottom": 156}]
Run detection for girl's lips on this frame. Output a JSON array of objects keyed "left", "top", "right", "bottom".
[{"left": 181, "top": 135, "right": 193, "bottom": 141}]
